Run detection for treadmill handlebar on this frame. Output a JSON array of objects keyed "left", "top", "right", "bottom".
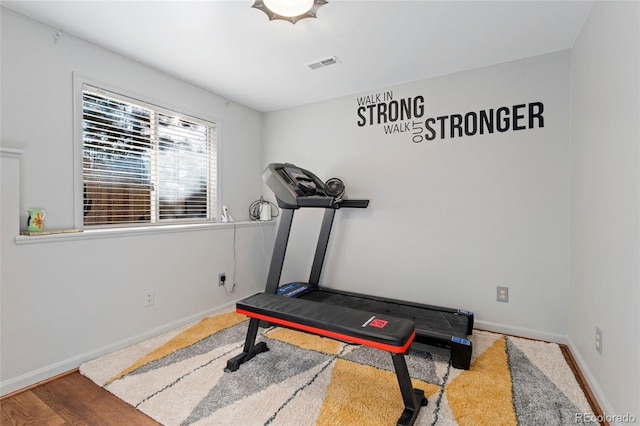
[
  {"left": 297, "top": 197, "right": 369, "bottom": 209},
  {"left": 336, "top": 199, "right": 369, "bottom": 208}
]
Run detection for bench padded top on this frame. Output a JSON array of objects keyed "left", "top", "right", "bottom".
[{"left": 236, "top": 293, "right": 415, "bottom": 353}]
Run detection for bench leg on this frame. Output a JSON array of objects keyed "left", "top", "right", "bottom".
[
  {"left": 391, "top": 353, "right": 428, "bottom": 426},
  {"left": 225, "top": 318, "right": 269, "bottom": 372}
]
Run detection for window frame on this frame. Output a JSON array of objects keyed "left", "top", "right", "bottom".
[{"left": 73, "top": 74, "right": 221, "bottom": 230}]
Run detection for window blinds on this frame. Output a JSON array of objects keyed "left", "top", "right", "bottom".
[{"left": 82, "top": 85, "right": 216, "bottom": 226}]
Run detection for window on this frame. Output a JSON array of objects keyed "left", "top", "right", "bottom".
[{"left": 81, "top": 84, "right": 217, "bottom": 227}]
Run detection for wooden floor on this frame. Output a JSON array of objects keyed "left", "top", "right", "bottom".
[{"left": 1, "top": 371, "right": 160, "bottom": 426}]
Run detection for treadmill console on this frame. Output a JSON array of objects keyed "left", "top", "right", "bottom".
[
  {"left": 263, "top": 163, "right": 369, "bottom": 210},
  {"left": 281, "top": 165, "right": 322, "bottom": 197}
]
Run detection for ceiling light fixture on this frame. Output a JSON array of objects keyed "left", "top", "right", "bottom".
[{"left": 252, "top": 0, "right": 327, "bottom": 24}]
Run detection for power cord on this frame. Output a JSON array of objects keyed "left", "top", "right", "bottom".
[
  {"left": 220, "top": 208, "right": 237, "bottom": 296},
  {"left": 231, "top": 221, "right": 236, "bottom": 294},
  {"left": 249, "top": 196, "right": 279, "bottom": 221}
]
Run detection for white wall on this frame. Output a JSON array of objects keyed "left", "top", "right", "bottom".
[
  {"left": 0, "top": 8, "right": 274, "bottom": 395},
  {"left": 263, "top": 51, "right": 571, "bottom": 342},
  {"left": 569, "top": 1, "right": 640, "bottom": 420},
  {"left": 3, "top": 3, "right": 638, "bottom": 420}
]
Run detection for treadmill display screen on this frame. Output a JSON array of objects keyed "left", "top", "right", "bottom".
[{"left": 283, "top": 167, "right": 321, "bottom": 196}]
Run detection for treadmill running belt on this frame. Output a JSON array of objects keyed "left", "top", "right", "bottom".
[{"left": 298, "top": 289, "right": 469, "bottom": 337}]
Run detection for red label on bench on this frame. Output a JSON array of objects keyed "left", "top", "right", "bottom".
[{"left": 369, "top": 319, "right": 388, "bottom": 328}]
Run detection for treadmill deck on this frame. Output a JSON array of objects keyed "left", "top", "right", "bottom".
[{"left": 295, "top": 287, "right": 471, "bottom": 340}]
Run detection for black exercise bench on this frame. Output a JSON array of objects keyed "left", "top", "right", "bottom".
[{"left": 225, "top": 292, "right": 428, "bottom": 426}]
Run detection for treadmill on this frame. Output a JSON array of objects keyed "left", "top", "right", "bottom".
[{"left": 262, "top": 163, "right": 474, "bottom": 369}]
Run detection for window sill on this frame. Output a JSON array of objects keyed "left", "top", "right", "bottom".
[{"left": 14, "top": 220, "right": 276, "bottom": 245}]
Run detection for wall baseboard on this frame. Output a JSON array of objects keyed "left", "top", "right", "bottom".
[
  {"left": 474, "top": 319, "right": 568, "bottom": 344},
  {"left": 0, "top": 301, "right": 237, "bottom": 396},
  {"left": 566, "top": 337, "right": 615, "bottom": 420}
]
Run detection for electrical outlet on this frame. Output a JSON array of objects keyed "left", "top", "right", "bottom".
[
  {"left": 145, "top": 290, "right": 155, "bottom": 307},
  {"left": 595, "top": 327, "right": 602, "bottom": 354},
  {"left": 497, "top": 286, "right": 509, "bottom": 303},
  {"left": 219, "top": 273, "right": 226, "bottom": 287}
]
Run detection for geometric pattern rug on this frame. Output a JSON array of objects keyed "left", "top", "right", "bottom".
[{"left": 80, "top": 311, "right": 595, "bottom": 425}]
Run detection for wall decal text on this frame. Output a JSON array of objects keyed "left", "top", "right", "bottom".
[{"left": 356, "top": 91, "right": 544, "bottom": 143}]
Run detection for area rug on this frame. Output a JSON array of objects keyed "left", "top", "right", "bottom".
[{"left": 80, "top": 311, "right": 595, "bottom": 425}]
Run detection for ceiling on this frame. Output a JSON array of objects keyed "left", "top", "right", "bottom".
[{"left": 2, "top": 0, "right": 593, "bottom": 112}]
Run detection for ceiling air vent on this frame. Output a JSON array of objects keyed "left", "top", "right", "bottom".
[{"left": 306, "top": 56, "right": 341, "bottom": 70}]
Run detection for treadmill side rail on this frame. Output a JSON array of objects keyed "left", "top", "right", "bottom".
[{"left": 456, "top": 309, "right": 475, "bottom": 335}]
